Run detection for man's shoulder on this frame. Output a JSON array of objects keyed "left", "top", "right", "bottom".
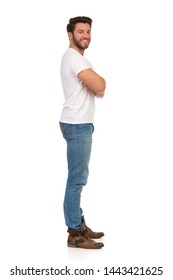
[
  {"left": 63, "top": 48, "right": 80, "bottom": 58},
  {"left": 62, "top": 48, "right": 87, "bottom": 67}
]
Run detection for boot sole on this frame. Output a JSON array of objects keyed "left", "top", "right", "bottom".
[{"left": 68, "top": 243, "right": 104, "bottom": 249}]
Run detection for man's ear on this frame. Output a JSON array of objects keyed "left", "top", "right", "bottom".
[{"left": 68, "top": 32, "right": 72, "bottom": 40}]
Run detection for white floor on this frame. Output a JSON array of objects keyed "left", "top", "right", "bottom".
[{"left": 1, "top": 182, "right": 172, "bottom": 279}]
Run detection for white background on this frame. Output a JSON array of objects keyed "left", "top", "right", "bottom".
[{"left": 0, "top": 0, "right": 173, "bottom": 279}]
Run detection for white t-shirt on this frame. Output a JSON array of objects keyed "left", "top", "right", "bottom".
[{"left": 59, "top": 48, "right": 95, "bottom": 124}]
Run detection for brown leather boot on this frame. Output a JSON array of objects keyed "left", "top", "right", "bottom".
[
  {"left": 82, "top": 216, "right": 104, "bottom": 239},
  {"left": 67, "top": 227, "right": 104, "bottom": 249}
]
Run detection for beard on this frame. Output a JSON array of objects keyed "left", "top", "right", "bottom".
[{"left": 72, "top": 34, "right": 90, "bottom": 50}]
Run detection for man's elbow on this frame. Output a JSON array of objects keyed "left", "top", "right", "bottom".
[
  {"left": 95, "top": 79, "right": 106, "bottom": 98},
  {"left": 96, "top": 78, "right": 106, "bottom": 93},
  {"left": 95, "top": 91, "right": 105, "bottom": 98}
]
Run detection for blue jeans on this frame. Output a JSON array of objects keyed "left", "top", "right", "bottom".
[{"left": 59, "top": 122, "right": 94, "bottom": 229}]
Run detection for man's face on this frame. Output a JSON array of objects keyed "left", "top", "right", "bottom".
[{"left": 71, "top": 23, "right": 91, "bottom": 50}]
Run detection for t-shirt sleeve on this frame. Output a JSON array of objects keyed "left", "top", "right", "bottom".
[{"left": 69, "top": 53, "right": 92, "bottom": 76}]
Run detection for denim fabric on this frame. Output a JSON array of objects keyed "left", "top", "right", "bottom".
[{"left": 59, "top": 122, "right": 94, "bottom": 229}]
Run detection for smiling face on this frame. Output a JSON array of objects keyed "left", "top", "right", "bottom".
[{"left": 68, "top": 22, "right": 91, "bottom": 55}]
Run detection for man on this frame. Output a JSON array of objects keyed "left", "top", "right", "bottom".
[{"left": 59, "top": 16, "right": 106, "bottom": 249}]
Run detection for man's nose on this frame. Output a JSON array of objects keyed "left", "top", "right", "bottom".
[{"left": 84, "top": 32, "right": 90, "bottom": 38}]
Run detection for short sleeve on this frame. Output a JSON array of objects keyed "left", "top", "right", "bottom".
[{"left": 68, "top": 52, "right": 92, "bottom": 76}]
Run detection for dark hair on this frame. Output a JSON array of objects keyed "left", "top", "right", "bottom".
[{"left": 67, "top": 16, "right": 92, "bottom": 33}]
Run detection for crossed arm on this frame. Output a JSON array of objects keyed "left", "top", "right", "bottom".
[{"left": 78, "top": 68, "right": 106, "bottom": 98}]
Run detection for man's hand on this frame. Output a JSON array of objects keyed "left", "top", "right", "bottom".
[{"left": 82, "top": 82, "right": 105, "bottom": 98}]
